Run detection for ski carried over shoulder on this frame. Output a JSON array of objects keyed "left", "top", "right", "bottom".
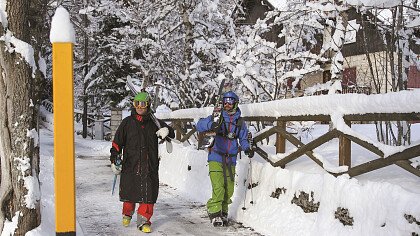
[
  {"left": 126, "top": 78, "right": 173, "bottom": 153},
  {"left": 150, "top": 112, "right": 173, "bottom": 153},
  {"left": 197, "top": 79, "right": 226, "bottom": 150}
]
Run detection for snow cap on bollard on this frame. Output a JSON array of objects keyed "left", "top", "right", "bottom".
[{"left": 50, "top": 6, "right": 75, "bottom": 43}]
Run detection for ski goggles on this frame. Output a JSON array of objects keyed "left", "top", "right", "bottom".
[
  {"left": 223, "top": 97, "right": 236, "bottom": 105},
  {"left": 133, "top": 100, "right": 148, "bottom": 109}
]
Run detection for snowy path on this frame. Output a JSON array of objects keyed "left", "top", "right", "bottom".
[{"left": 75, "top": 155, "right": 261, "bottom": 236}]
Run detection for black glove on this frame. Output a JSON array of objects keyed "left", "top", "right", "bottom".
[
  {"left": 210, "top": 122, "right": 219, "bottom": 132},
  {"left": 244, "top": 148, "right": 254, "bottom": 158},
  {"left": 110, "top": 149, "right": 120, "bottom": 164}
]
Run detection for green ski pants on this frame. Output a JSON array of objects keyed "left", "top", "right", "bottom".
[{"left": 207, "top": 161, "right": 236, "bottom": 215}]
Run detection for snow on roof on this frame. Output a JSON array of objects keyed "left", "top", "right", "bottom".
[
  {"left": 156, "top": 90, "right": 420, "bottom": 120},
  {"left": 407, "top": 16, "right": 420, "bottom": 28},
  {"left": 266, "top": 0, "right": 288, "bottom": 10},
  {"left": 267, "top": 0, "right": 401, "bottom": 11},
  {"left": 345, "top": 0, "right": 399, "bottom": 8}
]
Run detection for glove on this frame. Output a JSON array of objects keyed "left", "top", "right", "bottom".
[
  {"left": 110, "top": 148, "right": 120, "bottom": 163},
  {"left": 210, "top": 122, "right": 219, "bottom": 132},
  {"left": 110, "top": 155, "right": 116, "bottom": 164},
  {"left": 244, "top": 148, "right": 254, "bottom": 158},
  {"left": 156, "top": 127, "right": 169, "bottom": 140},
  {"left": 111, "top": 163, "right": 122, "bottom": 175}
]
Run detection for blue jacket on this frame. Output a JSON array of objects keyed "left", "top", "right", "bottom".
[{"left": 196, "top": 108, "right": 250, "bottom": 165}]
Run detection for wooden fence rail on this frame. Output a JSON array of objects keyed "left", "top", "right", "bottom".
[{"left": 162, "top": 112, "right": 420, "bottom": 178}]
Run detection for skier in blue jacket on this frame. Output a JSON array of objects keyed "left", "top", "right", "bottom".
[{"left": 197, "top": 91, "right": 254, "bottom": 226}]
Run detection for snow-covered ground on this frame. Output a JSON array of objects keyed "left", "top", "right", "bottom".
[
  {"left": 30, "top": 129, "right": 261, "bottom": 236},
  {"left": 159, "top": 123, "right": 420, "bottom": 236},
  {"left": 29, "top": 121, "right": 420, "bottom": 236},
  {"left": 29, "top": 90, "right": 420, "bottom": 235}
]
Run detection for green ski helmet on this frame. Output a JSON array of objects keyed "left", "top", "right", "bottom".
[{"left": 133, "top": 91, "right": 150, "bottom": 109}]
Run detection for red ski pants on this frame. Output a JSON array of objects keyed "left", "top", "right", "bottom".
[{"left": 122, "top": 202, "right": 154, "bottom": 223}]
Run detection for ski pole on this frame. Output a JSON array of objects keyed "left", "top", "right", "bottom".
[
  {"left": 111, "top": 174, "right": 118, "bottom": 195},
  {"left": 111, "top": 158, "right": 121, "bottom": 195},
  {"left": 243, "top": 131, "right": 255, "bottom": 209},
  {"left": 249, "top": 158, "right": 254, "bottom": 205},
  {"left": 242, "top": 161, "right": 250, "bottom": 210},
  {"left": 247, "top": 132, "right": 255, "bottom": 205}
]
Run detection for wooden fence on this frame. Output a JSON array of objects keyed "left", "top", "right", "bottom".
[
  {"left": 163, "top": 112, "right": 420, "bottom": 178},
  {"left": 41, "top": 99, "right": 111, "bottom": 139}
]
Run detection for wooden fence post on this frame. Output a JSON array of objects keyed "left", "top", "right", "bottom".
[
  {"left": 276, "top": 120, "right": 286, "bottom": 154},
  {"left": 175, "top": 120, "right": 182, "bottom": 141},
  {"left": 339, "top": 120, "right": 351, "bottom": 167},
  {"left": 111, "top": 108, "right": 122, "bottom": 140}
]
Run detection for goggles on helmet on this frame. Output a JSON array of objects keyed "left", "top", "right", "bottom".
[
  {"left": 133, "top": 100, "right": 148, "bottom": 109},
  {"left": 223, "top": 97, "right": 236, "bottom": 105}
]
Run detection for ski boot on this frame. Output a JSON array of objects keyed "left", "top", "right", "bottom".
[
  {"left": 209, "top": 211, "right": 225, "bottom": 227},
  {"left": 122, "top": 215, "right": 131, "bottom": 227},
  {"left": 138, "top": 224, "right": 152, "bottom": 233},
  {"left": 211, "top": 216, "right": 224, "bottom": 227},
  {"left": 137, "top": 215, "right": 152, "bottom": 233},
  {"left": 221, "top": 212, "right": 229, "bottom": 226}
]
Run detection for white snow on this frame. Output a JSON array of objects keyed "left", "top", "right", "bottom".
[
  {"left": 157, "top": 90, "right": 420, "bottom": 119},
  {"left": 28, "top": 101, "right": 420, "bottom": 235},
  {"left": 0, "top": 0, "right": 7, "bottom": 28},
  {"left": 266, "top": 0, "right": 288, "bottom": 10},
  {"left": 345, "top": 0, "right": 400, "bottom": 8},
  {"left": 78, "top": 6, "right": 95, "bottom": 15},
  {"left": 159, "top": 124, "right": 420, "bottom": 236},
  {"left": 0, "top": 30, "right": 37, "bottom": 77},
  {"left": 344, "top": 20, "right": 360, "bottom": 44},
  {"left": 23, "top": 176, "right": 40, "bottom": 209},
  {"left": 38, "top": 54, "right": 47, "bottom": 79},
  {"left": 1, "top": 211, "right": 20, "bottom": 236},
  {"left": 2, "top": 0, "right": 419, "bottom": 234},
  {"left": 407, "top": 16, "right": 420, "bottom": 28},
  {"left": 14, "top": 156, "right": 30, "bottom": 178},
  {"left": 50, "top": 6, "right": 75, "bottom": 43},
  {"left": 306, "top": 2, "right": 341, "bottom": 12},
  {"left": 157, "top": 91, "right": 420, "bottom": 158},
  {"left": 26, "top": 128, "right": 39, "bottom": 147}
]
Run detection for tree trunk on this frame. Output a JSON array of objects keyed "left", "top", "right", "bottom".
[
  {"left": 0, "top": 0, "right": 45, "bottom": 234},
  {"left": 390, "top": 7, "right": 397, "bottom": 91},
  {"left": 396, "top": 3, "right": 404, "bottom": 91},
  {"left": 82, "top": 0, "right": 90, "bottom": 138},
  {"left": 179, "top": 2, "right": 194, "bottom": 108}
]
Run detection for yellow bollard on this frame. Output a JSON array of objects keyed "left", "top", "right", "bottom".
[
  {"left": 51, "top": 6, "right": 76, "bottom": 235},
  {"left": 53, "top": 42, "right": 75, "bottom": 235}
]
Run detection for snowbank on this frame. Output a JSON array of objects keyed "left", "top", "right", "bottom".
[
  {"left": 156, "top": 90, "right": 420, "bottom": 120},
  {"left": 159, "top": 131, "right": 420, "bottom": 236}
]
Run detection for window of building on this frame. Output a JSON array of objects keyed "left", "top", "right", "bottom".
[
  {"left": 342, "top": 67, "right": 357, "bottom": 86},
  {"left": 408, "top": 65, "right": 420, "bottom": 88}
]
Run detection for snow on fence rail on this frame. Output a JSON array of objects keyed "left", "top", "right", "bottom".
[
  {"left": 41, "top": 99, "right": 54, "bottom": 113},
  {"left": 41, "top": 99, "right": 110, "bottom": 123},
  {"left": 157, "top": 90, "right": 420, "bottom": 178},
  {"left": 41, "top": 99, "right": 111, "bottom": 139}
]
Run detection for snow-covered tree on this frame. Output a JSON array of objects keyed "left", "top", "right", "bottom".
[
  {"left": 226, "top": 1, "right": 336, "bottom": 102},
  {"left": 341, "top": 0, "right": 420, "bottom": 145},
  {"left": 0, "top": 0, "right": 49, "bottom": 234},
  {"left": 127, "top": 0, "right": 237, "bottom": 108},
  {"left": 226, "top": 0, "right": 419, "bottom": 102}
]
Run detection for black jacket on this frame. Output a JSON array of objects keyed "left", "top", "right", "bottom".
[{"left": 110, "top": 110, "right": 175, "bottom": 203}]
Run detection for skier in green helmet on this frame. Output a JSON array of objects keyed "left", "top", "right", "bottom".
[{"left": 110, "top": 91, "right": 175, "bottom": 233}]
